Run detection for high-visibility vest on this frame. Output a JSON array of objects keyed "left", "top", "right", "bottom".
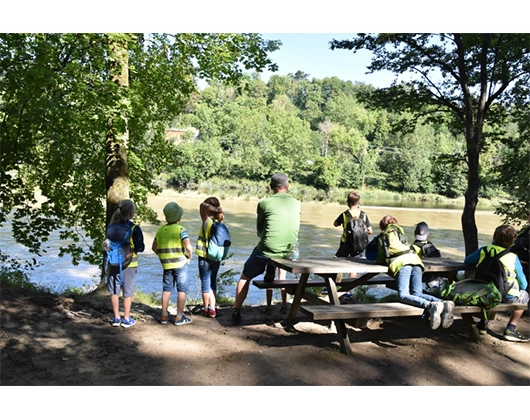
[{"left": 155, "top": 224, "right": 188, "bottom": 269}]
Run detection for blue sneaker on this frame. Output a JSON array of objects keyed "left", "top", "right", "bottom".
[
  {"left": 112, "top": 318, "right": 122, "bottom": 327},
  {"left": 344, "top": 292, "right": 353, "bottom": 300},
  {"left": 121, "top": 317, "right": 136, "bottom": 328},
  {"left": 321, "top": 287, "right": 328, "bottom": 295},
  {"left": 174, "top": 315, "right": 192, "bottom": 326}
]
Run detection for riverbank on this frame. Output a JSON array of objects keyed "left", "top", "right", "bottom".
[{"left": 1, "top": 280, "right": 529, "bottom": 388}]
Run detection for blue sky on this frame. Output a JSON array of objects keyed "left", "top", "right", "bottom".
[{"left": 258, "top": 33, "right": 396, "bottom": 87}]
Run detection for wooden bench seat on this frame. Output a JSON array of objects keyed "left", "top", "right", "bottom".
[{"left": 300, "top": 302, "right": 527, "bottom": 343}]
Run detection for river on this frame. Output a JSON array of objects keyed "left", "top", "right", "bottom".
[{"left": 0, "top": 193, "right": 505, "bottom": 305}]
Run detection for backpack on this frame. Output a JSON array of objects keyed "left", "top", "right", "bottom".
[
  {"left": 440, "top": 279, "right": 502, "bottom": 320},
  {"left": 365, "top": 234, "right": 379, "bottom": 261},
  {"left": 380, "top": 224, "right": 410, "bottom": 260},
  {"left": 207, "top": 221, "right": 231, "bottom": 262},
  {"left": 412, "top": 240, "right": 441, "bottom": 258},
  {"left": 474, "top": 247, "right": 511, "bottom": 303},
  {"left": 104, "top": 223, "right": 133, "bottom": 282},
  {"left": 345, "top": 210, "right": 369, "bottom": 254}
]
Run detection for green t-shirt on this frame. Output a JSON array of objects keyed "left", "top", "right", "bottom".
[{"left": 256, "top": 192, "right": 301, "bottom": 258}]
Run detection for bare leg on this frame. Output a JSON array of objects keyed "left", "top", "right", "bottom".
[
  {"left": 111, "top": 294, "right": 120, "bottom": 319},
  {"left": 234, "top": 275, "right": 251, "bottom": 309},
  {"left": 508, "top": 309, "right": 524, "bottom": 326},
  {"left": 177, "top": 291, "right": 187, "bottom": 318},
  {"left": 123, "top": 296, "right": 132, "bottom": 319},
  {"left": 161, "top": 291, "right": 171, "bottom": 315}
]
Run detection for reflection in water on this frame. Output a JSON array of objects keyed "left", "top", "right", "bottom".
[{"left": 1, "top": 193, "right": 504, "bottom": 306}]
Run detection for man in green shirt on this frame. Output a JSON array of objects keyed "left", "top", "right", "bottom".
[{"left": 232, "top": 173, "right": 301, "bottom": 324}]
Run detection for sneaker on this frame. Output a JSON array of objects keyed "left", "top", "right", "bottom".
[
  {"left": 264, "top": 263, "right": 276, "bottom": 283},
  {"left": 208, "top": 308, "right": 217, "bottom": 318},
  {"left": 112, "top": 318, "right": 122, "bottom": 327},
  {"left": 121, "top": 317, "right": 135, "bottom": 328},
  {"left": 159, "top": 313, "right": 169, "bottom": 325},
  {"left": 503, "top": 328, "right": 530, "bottom": 342},
  {"left": 232, "top": 309, "right": 241, "bottom": 325},
  {"left": 344, "top": 292, "right": 353, "bottom": 300},
  {"left": 429, "top": 301, "right": 444, "bottom": 330},
  {"left": 441, "top": 301, "right": 455, "bottom": 329},
  {"left": 174, "top": 315, "right": 192, "bottom": 326},
  {"left": 477, "top": 320, "right": 489, "bottom": 335},
  {"left": 203, "top": 309, "right": 209, "bottom": 317},
  {"left": 321, "top": 287, "right": 328, "bottom": 295}
]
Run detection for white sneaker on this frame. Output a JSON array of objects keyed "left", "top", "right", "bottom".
[
  {"left": 441, "top": 301, "right": 455, "bottom": 329},
  {"left": 429, "top": 301, "right": 444, "bottom": 330}
]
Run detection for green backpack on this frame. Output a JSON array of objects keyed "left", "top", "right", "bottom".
[{"left": 440, "top": 279, "right": 502, "bottom": 319}]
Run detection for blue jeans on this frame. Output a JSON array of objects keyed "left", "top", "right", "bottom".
[
  {"left": 162, "top": 266, "right": 189, "bottom": 293},
  {"left": 198, "top": 257, "right": 220, "bottom": 293},
  {"left": 396, "top": 265, "right": 440, "bottom": 308}
]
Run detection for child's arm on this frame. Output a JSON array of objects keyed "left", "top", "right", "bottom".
[
  {"left": 183, "top": 237, "right": 193, "bottom": 262},
  {"left": 515, "top": 256, "right": 528, "bottom": 290},
  {"left": 151, "top": 238, "right": 158, "bottom": 254}
]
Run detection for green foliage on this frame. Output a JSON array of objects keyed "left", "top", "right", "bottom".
[{"left": 1, "top": 33, "right": 280, "bottom": 269}]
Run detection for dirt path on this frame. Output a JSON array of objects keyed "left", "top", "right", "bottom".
[{"left": 1, "top": 284, "right": 529, "bottom": 386}]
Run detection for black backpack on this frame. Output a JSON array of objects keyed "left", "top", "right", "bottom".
[
  {"left": 474, "top": 247, "right": 511, "bottom": 303},
  {"left": 412, "top": 240, "right": 441, "bottom": 258},
  {"left": 345, "top": 210, "right": 369, "bottom": 254}
]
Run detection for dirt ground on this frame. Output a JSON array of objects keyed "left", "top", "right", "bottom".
[{"left": 1, "top": 283, "right": 529, "bottom": 388}]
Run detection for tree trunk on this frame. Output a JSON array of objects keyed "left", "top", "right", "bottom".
[{"left": 99, "top": 35, "right": 130, "bottom": 289}]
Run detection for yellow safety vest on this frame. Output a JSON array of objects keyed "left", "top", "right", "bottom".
[
  {"left": 155, "top": 223, "right": 188, "bottom": 270},
  {"left": 196, "top": 218, "right": 213, "bottom": 259},
  {"left": 128, "top": 225, "right": 139, "bottom": 268}
]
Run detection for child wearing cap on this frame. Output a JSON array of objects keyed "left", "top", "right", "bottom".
[
  {"left": 411, "top": 222, "right": 442, "bottom": 258},
  {"left": 152, "top": 201, "right": 193, "bottom": 326}
]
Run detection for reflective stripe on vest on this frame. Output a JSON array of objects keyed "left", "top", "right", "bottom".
[
  {"left": 156, "top": 224, "right": 187, "bottom": 269},
  {"left": 196, "top": 218, "right": 213, "bottom": 258}
]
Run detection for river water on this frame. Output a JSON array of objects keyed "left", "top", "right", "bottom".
[{"left": 0, "top": 193, "right": 505, "bottom": 305}]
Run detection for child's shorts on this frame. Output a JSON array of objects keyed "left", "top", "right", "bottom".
[
  {"left": 162, "top": 266, "right": 189, "bottom": 293},
  {"left": 507, "top": 290, "right": 529, "bottom": 305},
  {"left": 107, "top": 266, "right": 136, "bottom": 298}
]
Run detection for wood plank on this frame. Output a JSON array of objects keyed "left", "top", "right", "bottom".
[{"left": 300, "top": 302, "right": 527, "bottom": 321}]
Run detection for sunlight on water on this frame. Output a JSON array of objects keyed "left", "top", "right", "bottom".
[{"left": 1, "top": 193, "right": 504, "bottom": 306}]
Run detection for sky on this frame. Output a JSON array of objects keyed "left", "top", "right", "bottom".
[{"left": 257, "top": 33, "right": 396, "bottom": 87}]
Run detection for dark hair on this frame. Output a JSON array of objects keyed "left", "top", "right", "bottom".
[
  {"left": 379, "top": 215, "right": 399, "bottom": 231},
  {"left": 109, "top": 199, "right": 135, "bottom": 225},
  {"left": 347, "top": 191, "right": 361, "bottom": 207},
  {"left": 203, "top": 197, "right": 220, "bottom": 207},
  {"left": 493, "top": 225, "right": 517, "bottom": 248}
]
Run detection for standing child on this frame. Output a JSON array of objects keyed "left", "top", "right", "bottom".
[
  {"left": 105, "top": 199, "right": 145, "bottom": 328},
  {"left": 196, "top": 197, "right": 225, "bottom": 318},
  {"left": 332, "top": 191, "right": 372, "bottom": 298},
  {"left": 152, "top": 202, "right": 193, "bottom": 326},
  {"left": 376, "top": 215, "right": 454, "bottom": 330},
  {"left": 464, "top": 224, "right": 529, "bottom": 342}
]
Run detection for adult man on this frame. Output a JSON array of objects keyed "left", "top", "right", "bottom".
[{"left": 232, "top": 173, "right": 301, "bottom": 324}]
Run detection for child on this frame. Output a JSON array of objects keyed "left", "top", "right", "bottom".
[
  {"left": 376, "top": 215, "right": 454, "bottom": 330},
  {"left": 152, "top": 201, "right": 193, "bottom": 326},
  {"left": 511, "top": 212, "right": 529, "bottom": 283},
  {"left": 464, "top": 224, "right": 529, "bottom": 342},
  {"left": 196, "top": 197, "right": 225, "bottom": 318},
  {"left": 105, "top": 199, "right": 145, "bottom": 328},
  {"left": 410, "top": 222, "right": 442, "bottom": 258},
  {"left": 332, "top": 191, "right": 373, "bottom": 299},
  {"left": 411, "top": 221, "right": 443, "bottom": 291}
]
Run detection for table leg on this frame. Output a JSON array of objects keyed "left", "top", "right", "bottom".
[
  {"left": 286, "top": 272, "right": 309, "bottom": 325},
  {"left": 323, "top": 274, "right": 353, "bottom": 355}
]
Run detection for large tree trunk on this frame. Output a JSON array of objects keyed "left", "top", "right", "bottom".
[{"left": 99, "top": 35, "right": 130, "bottom": 289}]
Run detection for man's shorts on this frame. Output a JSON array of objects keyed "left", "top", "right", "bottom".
[
  {"left": 162, "top": 266, "right": 189, "bottom": 293},
  {"left": 507, "top": 289, "right": 530, "bottom": 305},
  {"left": 107, "top": 266, "right": 136, "bottom": 298},
  {"left": 242, "top": 247, "right": 270, "bottom": 279}
]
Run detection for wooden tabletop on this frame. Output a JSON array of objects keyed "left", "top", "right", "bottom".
[{"left": 272, "top": 256, "right": 471, "bottom": 275}]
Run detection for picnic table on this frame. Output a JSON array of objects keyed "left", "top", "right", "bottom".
[{"left": 258, "top": 256, "right": 525, "bottom": 354}]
